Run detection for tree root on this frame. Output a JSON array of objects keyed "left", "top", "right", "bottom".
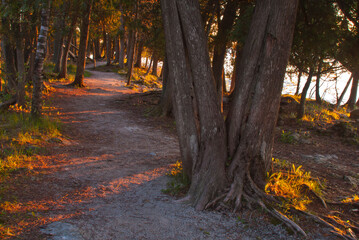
[{"left": 0, "top": 96, "right": 17, "bottom": 111}]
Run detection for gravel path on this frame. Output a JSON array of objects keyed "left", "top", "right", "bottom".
[{"left": 39, "top": 67, "right": 313, "bottom": 240}]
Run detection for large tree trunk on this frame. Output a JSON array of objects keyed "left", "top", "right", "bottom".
[
  {"left": 163, "top": 0, "right": 228, "bottom": 210},
  {"left": 94, "top": 38, "right": 101, "bottom": 60},
  {"left": 58, "top": 15, "right": 78, "bottom": 79},
  {"left": 70, "top": 0, "right": 93, "bottom": 88},
  {"left": 297, "top": 68, "right": 314, "bottom": 119},
  {"left": 31, "top": 1, "right": 51, "bottom": 117},
  {"left": 212, "top": 0, "right": 239, "bottom": 110},
  {"left": 226, "top": 0, "right": 298, "bottom": 209},
  {"left": 346, "top": 71, "right": 359, "bottom": 110},
  {"left": 114, "top": 36, "right": 120, "bottom": 63}
]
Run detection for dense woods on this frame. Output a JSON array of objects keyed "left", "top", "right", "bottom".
[{"left": 1, "top": 0, "right": 359, "bottom": 238}]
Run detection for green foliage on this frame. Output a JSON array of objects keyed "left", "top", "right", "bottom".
[
  {"left": 280, "top": 130, "right": 296, "bottom": 144},
  {"left": 162, "top": 161, "right": 190, "bottom": 196}
]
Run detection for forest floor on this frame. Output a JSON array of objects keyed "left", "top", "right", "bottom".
[{"left": 3, "top": 64, "right": 358, "bottom": 239}]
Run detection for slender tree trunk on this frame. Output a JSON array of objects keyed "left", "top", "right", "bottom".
[
  {"left": 92, "top": 40, "right": 97, "bottom": 68},
  {"left": 212, "top": 0, "right": 239, "bottom": 110},
  {"left": 337, "top": 74, "right": 352, "bottom": 108},
  {"left": 295, "top": 70, "right": 302, "bottom": 95},
  {"left": 106, "top": 33, "right": 111, "bottom": 65},
  {"left": 15, "top": 24, "right": 26, "bottom": 107},
  {"left": 297, "top": 69, "right": 314, "bottom": 119},
  {"left": 118, "top": 11, "right": 126, "bottom": 68},
  {"left": 70, "top": 0, "right": 93, "bottom": 87},
  {"left": 58, "top": 15, "right": 77, "bottom": 79},
  {"left": 94, "top": 38, "right": 101, "bottom": 60},
  {"left": 114, "top": 36, "right": 120, "bottom": 63},
  {"left": 126, "top": 29, "right": 137, "bottom": 85},
  {"left": 346, "top": 71, "right": 359, "bottom": 109},
  {"left": 31, "top": 1, "right": 51, "bottom": 117},
  {"left": 151, "top": 53, "right": 158, "bottom": 76},
  {"left": 145, "top": 57, "right": 153, "bottom": 75},
  {"left": 315, "top": 61, "right": 322, "bottom": 104},
  {"left": 134, "top": 40, "right": 143, "bottom": 68}
]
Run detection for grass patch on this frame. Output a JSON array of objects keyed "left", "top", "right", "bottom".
[
  {"left": 162, "top": 161, "right": 190, "bottom": 197},
  {"left": 266, "top": 158, "right": 323, "bottom": 212},
  {"left": 280, "top": 130, "right": 296, "bottom": 144}
]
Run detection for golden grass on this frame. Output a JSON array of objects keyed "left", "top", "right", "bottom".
[{"left": 266, "top": 158, "right": 323, "bottom": 211}]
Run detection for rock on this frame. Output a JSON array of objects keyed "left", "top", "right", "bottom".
[
  {"left": 41, "top": 222, "right": 84, "bottom": 240},
  {"left": 350, "top": 109, "right": 359, "bottom": 120},
  {"left": 290, "top": 132, "right": 300, "bottom": 141},
  {"left": 344, "top": 176, "right": 359, "bottom": 189},
  {"left": 279, "top": 96, "right": 300, "bottom": 115},
  {"left": 301, "top": 154, "right": 338, "bottom": 164},
  {"left": 299, "top": 138, "right": 311, "bottom": 144}
]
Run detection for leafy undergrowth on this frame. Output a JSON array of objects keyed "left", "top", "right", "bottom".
[
  {"left": 44, "top": 62, "right": 92, "bottom": 81},
  {"left": 0, "top": 104, "right": 61, "bottom": 238},
  {"left": 128, "top": 67, "right": 162, "bottom": 91},
  {"left": 266, "top": 158, "right": 324, "bottom": 212}
]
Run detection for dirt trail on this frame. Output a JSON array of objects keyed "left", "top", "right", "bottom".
[{"left": 38, "top": 67, "right": 313, "bottom": 240}]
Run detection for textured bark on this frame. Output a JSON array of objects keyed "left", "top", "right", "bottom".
[
  {"left": 58, "top": 15, "right": 77, "bottom": 79},
  {"left": 297, "top": 69, "right": 314, "bottom": 119},
  {"left": 163, "top": 0, "right": 228, "bottom": 210},
  {"left": 31, "top": 1, "right": 51, "bottom": 117},
  {"left": 70, "top": 0, "right": 93, "bottom": 87},
  {"left": 346, "top": 72, "right": 359, "bottom": 110},
  {"left": 226, "top": 0, "right": 299, "bottom": 206},
  {"left": 212, "top": 0, "right": 239, "bottom": 110}
]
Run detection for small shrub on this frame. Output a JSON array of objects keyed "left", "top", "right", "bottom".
[
  {"left": 162, "top": 161, "right": 190, "bottom": 196},
  {"left": 280, "top": 130, "right": 296, "bottom": 144}
]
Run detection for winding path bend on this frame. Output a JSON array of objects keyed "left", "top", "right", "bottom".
[{"left": 40, "top": 67, "right": 297, "bottom": 240}]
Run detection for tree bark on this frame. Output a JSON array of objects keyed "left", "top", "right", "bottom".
[
  {"left": 230, "top": 44, "right": 241, "bottom": 94},
  {"left": 58, "top": 15, "right": 78, "bottom": 79},
  {"left": 297, "top": 68, "right": 314, "bottom": 119},
  {"left": 114, "top": 36, "right": 120, "bottom": 63},
  {"left": 212, "top": 0, "right": 240, "bottom": 110},
  {"left": 31, "top": 1, "right": 51, "bottom": 117},
  {"left": 15, "top": 24, "right": 26, "bottom": 107},
  {"left": 94, "top": 38, "right": 101, "bottom": 60},
  {"left": 70, "top": 0, "right": 93, "bottom": 88}
]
